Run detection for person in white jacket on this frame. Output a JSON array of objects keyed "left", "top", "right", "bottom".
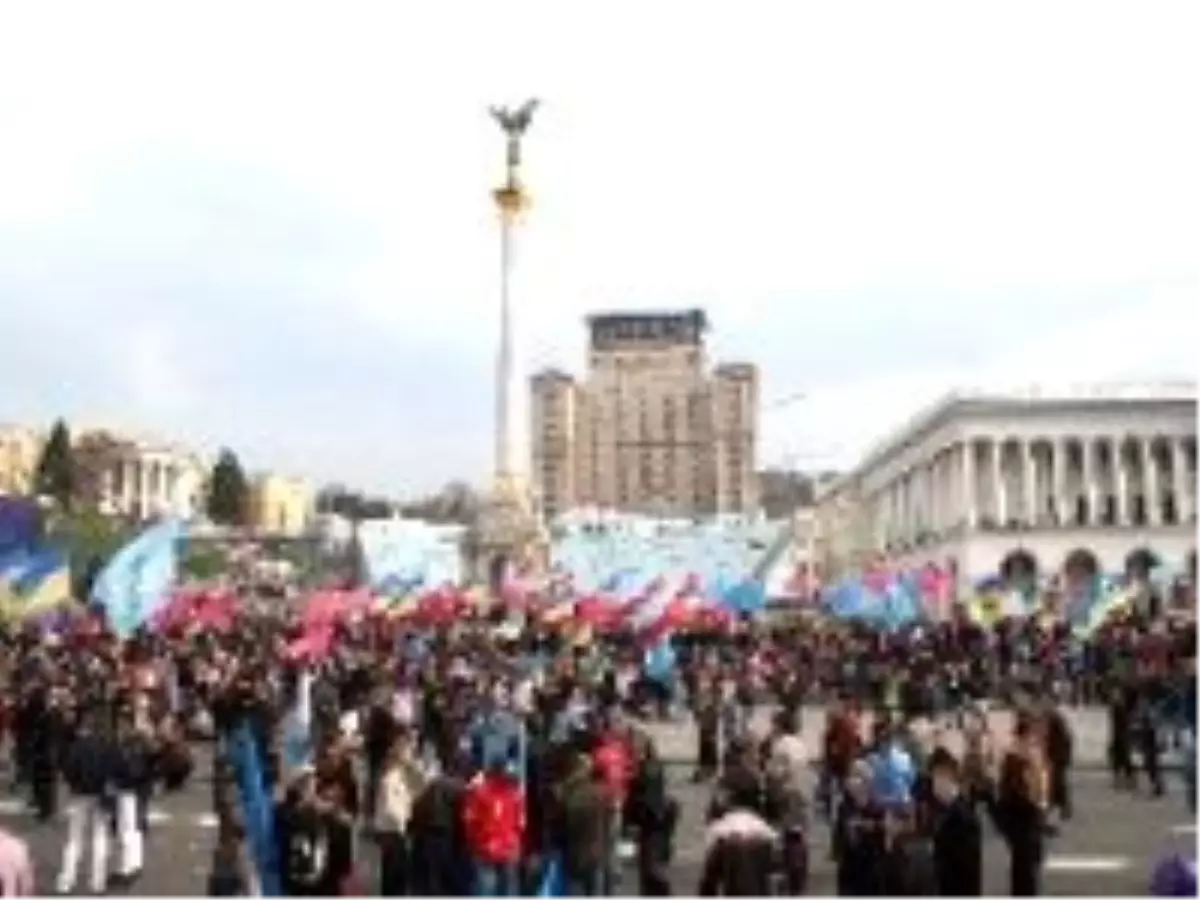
[{"left": 374, "top": 734, "right": 425, "bottom": 896}]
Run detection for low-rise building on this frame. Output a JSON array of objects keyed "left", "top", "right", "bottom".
[
  {"left": 248, "top": 474, "right": 313, "bottom": 537},
  {"left": 0, "top": 424, "right": 42, "bottom": 496},
  {"left": 78, "top": 429, "right": 209, "bottom": 522}
]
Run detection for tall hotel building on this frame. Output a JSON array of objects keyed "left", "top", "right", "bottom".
[{"left": 530, "top": 309, "right": 760, "bottom": 520}]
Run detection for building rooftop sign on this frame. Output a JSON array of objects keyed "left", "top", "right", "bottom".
[{"left": 587, "top": 309, "right": 708, "bottom": 349}]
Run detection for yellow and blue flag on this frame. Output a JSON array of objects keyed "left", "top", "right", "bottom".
[{"left": 0, "top": 548, "right": 72, "bottom": 620}]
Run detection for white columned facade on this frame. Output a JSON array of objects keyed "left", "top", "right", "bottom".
[{"left": 837, "top": 388, "right": 1195, "bottom": 588}]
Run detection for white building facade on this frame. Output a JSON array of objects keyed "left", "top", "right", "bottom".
[
  {"left": 837, "top": 384, "right": 1197, "bottom": 584},
  {"left": 100, "top": 441, "right": 207, "bottom": 522}
]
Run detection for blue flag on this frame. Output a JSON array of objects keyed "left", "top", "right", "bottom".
[
  {"left": 91, "top": 519, "right": 183, "bottom": 636},
  {"left": 644, "top": 634, "right": 677, "bottom": 684},
  {"left": 230, "top": 722, "right": 280, "bottom": 896},
  {"left": 0, "top": 496, "right": 40, "bottom": 557}
]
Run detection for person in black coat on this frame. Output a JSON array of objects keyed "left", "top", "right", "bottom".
[
  {"left": 698, "top": 771, "right": 779, "bottom": 897},
  {"left": 26, "top": 683, "right": 66, "bottom": 821},
  {"left": 549, "top": 750, "right": 611, "bottom": 897},
  {"left": 879, "top": 805, "right": 938, "bottom": 896},
  {"left": 832, "top": 764, "right": 885, "bottom": 897},
  {"left": 931, "top": 755, "right": 984, "bottom": 896},
  {"left": 408, "top": 753, "right": 469, "bottom": 896},
  {"left": 626, "top": 743, "right": 678, "bottom": 896},
  {"left": 1042, "top": 700, "right": 1075, "bottom": 822},
  {"left": 694, "top": 689, "right": 721, "bottom": 783},
  {"left": 112, "top": 710, "right": 155, "bottom": 884},
  {"left": 991, "top": 716, "right": 1048, "bottom": 897},
  {"left": 55, "top": 712, "right": 118, "bottom": 895}
]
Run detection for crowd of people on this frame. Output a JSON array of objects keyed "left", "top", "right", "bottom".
[{"left": 0, "top": 585, "right": 1195, "bottom": 896}]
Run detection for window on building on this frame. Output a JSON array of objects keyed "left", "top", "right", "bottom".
[
  {"left": 1132, "top": 495, "right": 1147, "bottom": 527},
  {"left": 1164, "top": 492, "right": 1178, "bottom": 525},
  {"left": 1102, "top": 495, "right": 1117, "bottom": 526}
]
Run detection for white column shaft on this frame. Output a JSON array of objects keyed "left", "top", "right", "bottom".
[
  {"left": 140, "top": 462, "right": 150, "bottom": 520},
  {"left": 993, "top": 441, "right": 1008, "bottom": 525},
  {"left": 1023, "top": 442, "right": 1038, "bottom": 524},
  {"left": 1173, "top": 438, "right": 1193, "bottom": 522},
  {"left": 962, "top": 440, "right": 977, "bottom": 529},
  {"left": 1143, "top": 438, "right": 1161, "bottom": 525},
  {"left": 495, "top": 214, "right": 515, "bottom": 480},
  {"left": 1053, "top": 438, "right": 1069, "bottom": 525},
  {"left": 1083, "top": 440, "right": 1100, "bottom": 526},
  {"left": 1115, "top": 439, "right": 1131, "bottom": 526},
  {"left": 929, "top": 461, "right": 937, "bottom": 531}
]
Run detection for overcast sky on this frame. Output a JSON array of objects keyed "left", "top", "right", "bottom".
[{"left": 1, "top": 1, "right": 1196, "bottom": 497}]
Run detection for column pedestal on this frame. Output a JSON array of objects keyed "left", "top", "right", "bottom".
[{"left": 470, "top": 472, "right": 547, "bottom": 586}]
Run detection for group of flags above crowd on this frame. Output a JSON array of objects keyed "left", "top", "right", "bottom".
[
  {"left": 817, "top": 561, "right": 1177, "bottom": 637},
  {"left": 1, "top": 497, "right": 184, "bottom": 636},
  {"left": 1, "top": 494, "right": 1190, "bottom": 641}
]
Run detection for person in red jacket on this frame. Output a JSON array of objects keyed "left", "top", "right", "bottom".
[
  {"left": 593, "top": 729, "right": 634, "bottom": 810},
  {"left": 462, "top": 758, "right": 525, "bottom": 897},
  {"left": 592, "top": 724, "right": 635, "bottom": 893}
]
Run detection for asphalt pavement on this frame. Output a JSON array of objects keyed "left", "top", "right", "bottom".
[{"left": 640, "top": 703, "right": 1120, "bottom": 767}]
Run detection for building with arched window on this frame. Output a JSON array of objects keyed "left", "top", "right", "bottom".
[{"left": 815, "top": 382, "right": 1196, "bottom": 583}]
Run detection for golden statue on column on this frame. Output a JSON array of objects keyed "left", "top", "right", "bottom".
[{"left": 469, "top": 99, "right": 549, "bottom": 588}]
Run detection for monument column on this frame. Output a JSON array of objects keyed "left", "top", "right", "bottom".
[
  {"left": 474, "top": 99, "right": 547, "bottom": 584},
  {"left": 490, "top": 103, "right": 537, "bottom": 490}
]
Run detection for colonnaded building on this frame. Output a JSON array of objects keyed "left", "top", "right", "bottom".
[{"left": 816, "top": 382, "right": 1197, "bottom": 585}]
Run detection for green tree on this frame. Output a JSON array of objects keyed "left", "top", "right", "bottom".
[
  {"left": 33, "top": 419, "right": 76, "bottom": 509},
  {"left": 182, "top": 543, "right": 227, "bottom": 580},
  {"left": 206, "top": 449, "right": 250, "bottom": 526},
  {"left": 45, "top": 507, "right": 134, "bottom": 598}
]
